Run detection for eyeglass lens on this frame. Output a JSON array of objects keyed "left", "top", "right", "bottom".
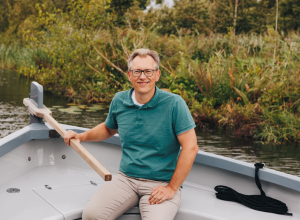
[{"left": 132, "top": 70, "right": 155, "bottom": 77}]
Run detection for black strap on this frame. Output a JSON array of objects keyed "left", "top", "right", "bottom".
[
  {"left": 214, "top": 163, "right": 293, "bottom": 216},
  {"left": 254, "top": 163, "right": 266, "bottom": 196}
]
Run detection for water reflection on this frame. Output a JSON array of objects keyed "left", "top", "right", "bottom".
[
  {"left": 0, "top": 69, "right": 299, "bottom": 177},
  {"left": 0, "top": 69, "right": 109, "bottom": 137},
  {"left": 197, "top": 129, "right": 300, "bottom": 177}
]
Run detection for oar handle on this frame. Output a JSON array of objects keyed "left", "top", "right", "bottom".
[{"left": 24, "top": 98, "right": 112, "bottom": 181}]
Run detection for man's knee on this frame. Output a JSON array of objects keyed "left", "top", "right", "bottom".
[
  {"left": 82, "top": 206, "right": 101, "bottom": 220},
  {"left": 82, "top": 205, "right": 111, "bottom": 220},
  {"left": 139, "top": 190, "right": 181, "bottom": 220}
]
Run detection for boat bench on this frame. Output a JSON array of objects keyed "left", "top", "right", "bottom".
[{"left": 120, "top": 183, "right": 295, "bottom": 220}]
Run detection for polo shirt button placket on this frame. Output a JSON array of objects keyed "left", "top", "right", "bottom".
[{"left": 137, "top": 109, "right": 142, "bottom": 121}]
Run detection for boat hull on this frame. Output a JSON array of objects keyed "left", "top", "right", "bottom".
[{"left": 0, "top": 124, "right": 299, "bottom": 220}]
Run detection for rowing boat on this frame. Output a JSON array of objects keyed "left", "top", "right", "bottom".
[{"left": 0, "top": 82, "right": 299, "bottom": 220}]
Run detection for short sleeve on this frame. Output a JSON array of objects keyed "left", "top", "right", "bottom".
[
  {"left": 105, "top": 97, "right": 118, "bottom": 130},
  {"left": 172, "top": 97, "right": 196, "bottom": 136}
]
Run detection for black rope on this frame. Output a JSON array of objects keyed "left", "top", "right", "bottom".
[{"left": 214, "top": 163, "right": 293, "bottom": 216}]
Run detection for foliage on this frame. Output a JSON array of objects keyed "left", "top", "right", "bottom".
[
  {"left": 0, "top": 44, "right": 36, "bottom": 70},
  {"left": 147, "top": 0, "right": 210, "bottom": 35},
  {"left": 146, "top": 0, "right": 292, "bottom": 35},
  {"left": 280, "top": 0, "right": 300, "bottom": 32},
  {"left": 1, "top": 0, "right": 300, "bottom": 144},
  {"left": 110, "top": 0, "right": 148, "bottom": 18},
  {"left": 1, "top": 0, "right": 300, "bottom": 44},
  {"left": 254, "top": 106, "right": 300, "bottom": 143},
  {"left": 0, "top": 0, "right": 70, "bottom": 44}
]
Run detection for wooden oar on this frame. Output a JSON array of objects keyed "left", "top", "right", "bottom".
[{"left": 23, "top": 98, "right": 112, "bottom": 181}]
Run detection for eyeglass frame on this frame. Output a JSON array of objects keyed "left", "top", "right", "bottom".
[{"left": 129, "top": 69, "right": 158, "bottom": 77}]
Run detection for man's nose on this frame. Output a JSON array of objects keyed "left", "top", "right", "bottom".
[{"left": 139, "top": 71, "right": 147, "bottom": 79}]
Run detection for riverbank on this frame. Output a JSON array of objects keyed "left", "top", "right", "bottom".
[
  {"left": 1, "top": 26, "right": 300, "bottom": 144},
  {"left": 1, "top": 69, "right": 300, "bottom": 177}
]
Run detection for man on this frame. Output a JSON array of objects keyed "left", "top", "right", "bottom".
[{"left": 64, "top": 48, "right": 198, "bottom": 220}]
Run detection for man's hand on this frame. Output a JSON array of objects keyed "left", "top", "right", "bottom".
[
  {"left": 64, "top": 130, "right": 81, "bottom": 146},
  {"left": 148, "top": 185, "right": 176, "bottom": 205}
]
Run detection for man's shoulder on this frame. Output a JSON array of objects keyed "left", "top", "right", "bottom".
[
  {"left": 112, "top": 90, "right": 130, "bottom": 101},
  {"left": 158, "top": 89, "right": 185, "bottom": 105}
]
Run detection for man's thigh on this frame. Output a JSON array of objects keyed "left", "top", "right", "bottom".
[
  {"left": 82, "top": 173, "right": 139, "bottom": 220},
  {"left": 138, "top": 181, "right": 182, "bottom": 220}
]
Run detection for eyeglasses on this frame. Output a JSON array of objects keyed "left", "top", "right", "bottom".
[{"left": 129, "top": 69, "right": 156, "bottom": 77}]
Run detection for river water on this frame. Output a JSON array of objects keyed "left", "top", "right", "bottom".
[{"left": 0, "top": 69, "right": 299, "bottom": 177}]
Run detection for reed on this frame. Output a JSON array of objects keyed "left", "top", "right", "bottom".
[
  {"left": 0, "top": 44, "right": 36, "bottom": 70},
  {"left": 3, "top": 4, "right": 300, "bottom": 143}
]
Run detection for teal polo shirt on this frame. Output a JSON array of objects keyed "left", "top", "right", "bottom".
[{"left": 105, "top": 86, "right": 196, "bottom": 182}]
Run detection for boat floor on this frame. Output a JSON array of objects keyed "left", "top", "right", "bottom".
[{"left": 1, "top": 165, "right": 298, "bottom": 220}]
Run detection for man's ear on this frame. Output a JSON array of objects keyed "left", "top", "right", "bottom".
[
  {"left": 127, "top": 70, "right": 131, "bottom": 82},
  {"left": 156, "top": 70, "right": 161, "bottom": 82}
]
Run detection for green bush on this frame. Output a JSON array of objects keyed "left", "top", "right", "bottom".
[{"left": 2, "top": 0, "right": 300, "bottom": 144}]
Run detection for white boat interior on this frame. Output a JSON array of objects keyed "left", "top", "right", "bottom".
[{"left": 1, "top": 122, "right": 300, "bottom": 220}]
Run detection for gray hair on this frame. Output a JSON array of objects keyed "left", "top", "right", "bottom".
[{"left": 128, "top": 48, "right": 160, "bottom": 70}]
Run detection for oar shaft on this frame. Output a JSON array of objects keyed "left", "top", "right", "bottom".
[
  {"left": 43, "top": 113, "right": 112, "bottom": 181},
  {"left": 23, "top": 98, "right": 112, "bottom": 181}
]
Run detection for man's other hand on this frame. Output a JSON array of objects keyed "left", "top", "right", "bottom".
[
  {"left": 148, "top": 185, "right": 176, "bottom": 205},
  {"left": 64, "top": 130, "right": 81, "bottom": 146}
]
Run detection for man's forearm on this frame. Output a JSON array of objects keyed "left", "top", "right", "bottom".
[
  {"left": 168, "top": 145, "right": 198, "bottom": 192},
  {"left": 79, "top": 122, "right": 116, "bottom": 142},
  {"left": 147, "top": 129, "right": 198, "bottom": 205}
]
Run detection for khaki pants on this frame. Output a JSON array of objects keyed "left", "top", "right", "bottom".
[{"left": 82, "top": 171, "right": 182, "bottom": 220}]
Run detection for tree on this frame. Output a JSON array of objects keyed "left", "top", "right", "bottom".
[
  {"left": 148, "top": 0, "right": 210, "bottom": 35},
  {"left": 211, "top": 0, "right": 274, "bottom": 34},
  {"left": 0, "top": 0, "right": 71, "bottom": 44},
  {"left": 234, "top": 0, "right": 238, "bottom": 35},
  {"left": 280, "top": 0, "right": 300, "bottom": 32},
  {"left": 109, "top": 0, "right": 149, "bottom": 25},
  {"left": 0, "top": 1, "right": 10, "bottom": 33}
]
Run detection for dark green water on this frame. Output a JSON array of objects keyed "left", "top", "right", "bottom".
[
  {"left": 0, "top": 69, "right": 109, "bottom": 137},
  {"left": 0, "top": 69, "right": 299, "bottom": 177}
]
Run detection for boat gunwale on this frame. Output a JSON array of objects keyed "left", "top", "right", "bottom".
[{"left": 1, "top": 123, "right": 300, "bottom": 193}]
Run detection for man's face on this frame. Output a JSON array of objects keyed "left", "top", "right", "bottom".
[{"left": 127, "top": 55, "right": 161, "bottom": 95}]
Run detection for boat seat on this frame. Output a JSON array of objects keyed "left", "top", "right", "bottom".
[
  {"left": 175, "top": 183, "right": 298, "bottom": 220},
  {"left": 123, "top": 182, "right": 298, "bottom": 220}
]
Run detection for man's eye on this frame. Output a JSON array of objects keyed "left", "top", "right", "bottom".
[
  {"left": 133, "top": 70, "right": 141, "bottom": 74},
  {"left": 145, "top": 70, "right": 152, "bottom": 73}
]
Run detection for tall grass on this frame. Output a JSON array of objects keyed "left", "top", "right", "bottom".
[
  {"left": 3, "top": 9, "right": 300, "bottom": 143},
  {"left": 0, "top": 44, "right": 36, "bottom": 70}
]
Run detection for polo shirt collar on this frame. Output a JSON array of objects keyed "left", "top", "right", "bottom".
[{"left": 123, "top": 86, "right": 160, "bottom": 108}]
